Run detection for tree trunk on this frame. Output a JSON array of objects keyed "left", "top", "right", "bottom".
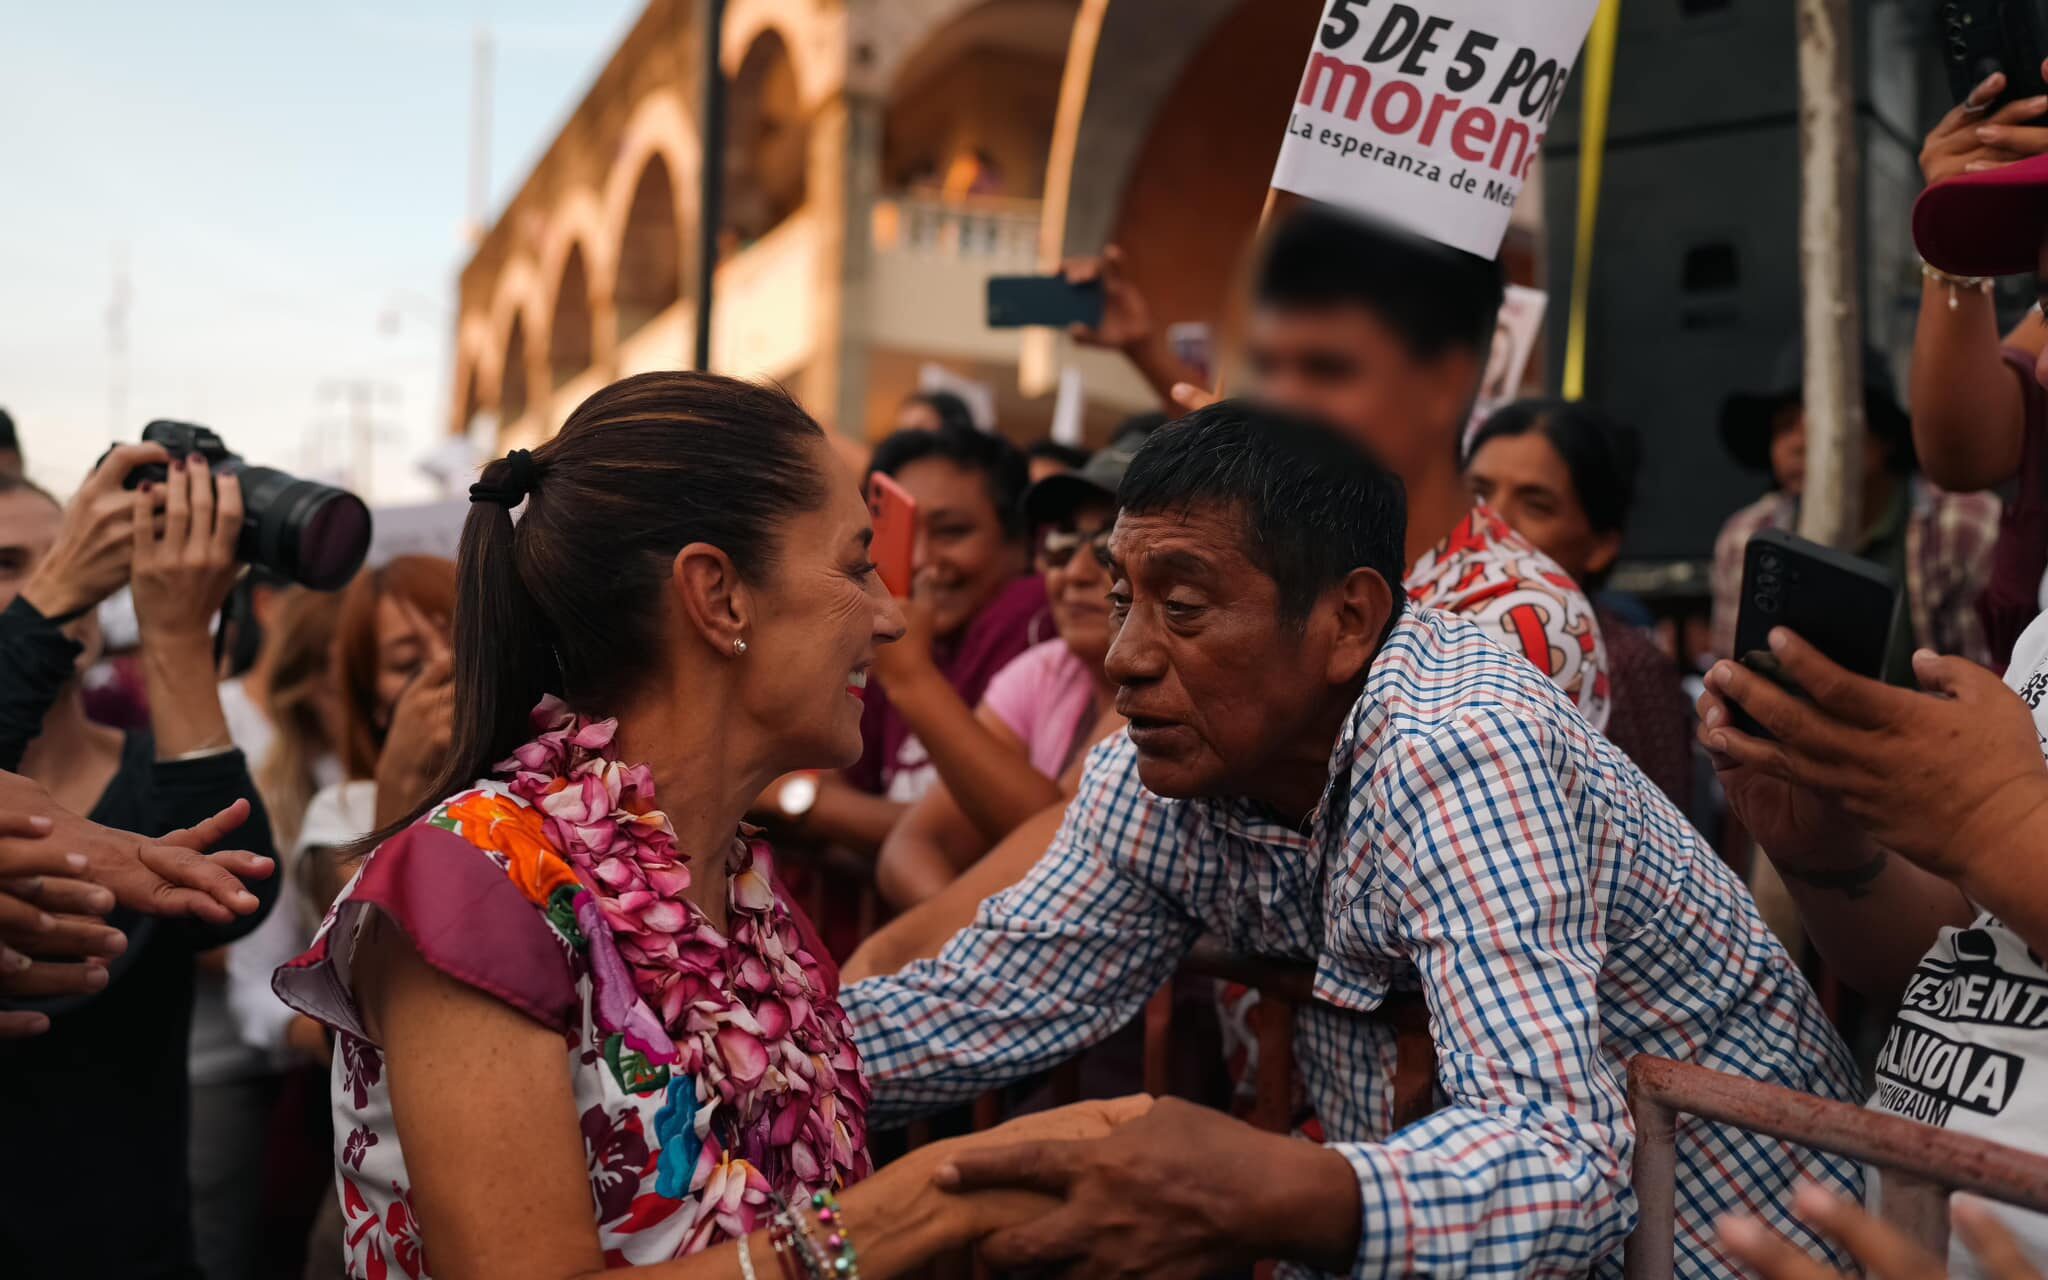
[{"left": 1795, "top": 0, "right": 1865, "bottom": 549}]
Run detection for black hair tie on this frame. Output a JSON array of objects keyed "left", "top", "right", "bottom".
[{"left": 469, "top": 448, "right": 539, "bottom": 507}]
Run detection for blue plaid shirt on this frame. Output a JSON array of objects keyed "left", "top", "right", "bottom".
[{"left": 844, "top": 608, "right": 1863, "bottom": 1277}]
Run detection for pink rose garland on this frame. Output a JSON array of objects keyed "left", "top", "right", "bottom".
[{"left": 495, "top": 697, "right": 871, "bottom": 1246}]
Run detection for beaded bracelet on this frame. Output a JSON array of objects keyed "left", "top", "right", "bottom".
[
  {"left": 809, "top": 1190, "right": 860, "bottom": 1280},
  {"left": 769, "top": 1195, "right": 833, "bottom": 1280},
  {"left": 1922, "top": 259, "right": 1993, "bottom": 311},
  {"left": 767, "top": 1206, "right": 808, "bottom": 1280}
]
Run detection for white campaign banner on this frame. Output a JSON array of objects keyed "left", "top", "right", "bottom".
[{"left": 1271, "top": 0, "right": 1600, "bottom": 258}]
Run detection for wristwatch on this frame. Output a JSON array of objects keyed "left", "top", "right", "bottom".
[{"left": 775, "top": 772, "right": 820, "bottom": 823}]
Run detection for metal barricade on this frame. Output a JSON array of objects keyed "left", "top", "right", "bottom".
[{"left": 1624, "top": 1055, "right": 2048, "bottom": 1278}]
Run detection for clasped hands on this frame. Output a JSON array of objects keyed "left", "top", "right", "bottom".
[
  {"left": 0, "top": 771, "right": 273, "bottom": 1037},
  {"left": 923, "top": 1095, "right": 1354, "bottom": 1279}
]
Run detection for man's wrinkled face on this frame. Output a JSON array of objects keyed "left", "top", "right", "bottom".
[{"left": 1103, "top": 505, "right": 1331, "bottom": 799}]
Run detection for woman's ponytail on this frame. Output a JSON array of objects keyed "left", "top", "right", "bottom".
[{"left": 343, "top": 453, "right": 557, "bottom": 858}]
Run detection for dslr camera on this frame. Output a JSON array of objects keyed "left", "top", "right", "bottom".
[{"left": 121, "top": 420, "right": 372, "bottom": 591}]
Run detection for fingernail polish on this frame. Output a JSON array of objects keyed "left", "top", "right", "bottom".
[{"left": 65, "top": 852, "right": 87, "bottom": 872}]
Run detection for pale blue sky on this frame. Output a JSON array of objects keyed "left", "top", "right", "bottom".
[{"left": 1, "top": 0, "right": 643, "bottom": 503}]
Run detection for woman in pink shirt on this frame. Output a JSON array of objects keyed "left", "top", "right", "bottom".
[{"left": 871, "top": 430, "right": 1146, "bottom": 908}]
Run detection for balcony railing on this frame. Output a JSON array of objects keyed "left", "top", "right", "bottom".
[{"left": 872, "top": 194, "right": 1041, "bottom": 266}]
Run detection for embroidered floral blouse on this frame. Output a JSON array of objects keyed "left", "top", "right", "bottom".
[{"left": 275, "top": 700, "right": 872, "bottom": 1279}]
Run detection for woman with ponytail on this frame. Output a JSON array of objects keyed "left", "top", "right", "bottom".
[{"left": 274, "top": 372, "right": 1140, "bottom": 1280}]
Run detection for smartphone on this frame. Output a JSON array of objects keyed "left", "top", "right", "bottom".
[
  {"left": 867, "top": 472, "right": 917, "bottom": 599},
  {"left": 1941, "top": 0, "right": 2048, "bottom": 107},
  {"left": 1726, "top": 528, "right": 1905, "bottom": 739},
  {"left": 987, "top": 275, "right": 1105, "bottom": 330}
]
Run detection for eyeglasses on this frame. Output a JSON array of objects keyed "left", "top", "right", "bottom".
[{"left": 1038, "top": 526, "right": 1113, "bottom": 570}]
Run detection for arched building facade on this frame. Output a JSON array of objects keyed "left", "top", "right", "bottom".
[{"left": 452, "top": 0, "right": 1547, "bottom": 455}]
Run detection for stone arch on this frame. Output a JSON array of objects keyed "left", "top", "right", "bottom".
[
  {"left": 606, "top": 90, "right": 700, "bottom": 346},
  {"left": 502, "top": 313, "right": 532, "bottom": 425},
  {"left": 455, "top": 360, "right": 481, "bottom": 435},
  {"left": 612, "top": 155, "right": 684, "bottom": 344},
  {"left": 1041, "top": 0, "right": 1323, "bottom": 331},
  {"left": 724, "top": 0, "right": 841, "bottom": 108},
  {"left": 547, "top": 244, "right": 595, "bottom": 389},
  {"left": 880, "top": 0, "right": 1079, "bottom": 203},
  {"left": 722, "top": 28, "right": 811, "bottom": 255}
]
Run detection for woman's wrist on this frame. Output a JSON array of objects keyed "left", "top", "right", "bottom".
[
  {"left": 881, "top": 662, "right": 951, "bottom": 720},
  {"left": 19, "top": 568, "right": 94, "bottom": 624}
]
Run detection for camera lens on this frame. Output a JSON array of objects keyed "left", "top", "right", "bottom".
[{"left": 236, "top": 467, "right": 372, "bottom": 590}]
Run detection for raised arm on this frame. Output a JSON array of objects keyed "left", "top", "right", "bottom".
[
  {"left": 1911, "top": 72, "right": 2048, "bottom": 491},
  {"left": 1061, "top": 246, "right": 1202, "bottom": 408},
  {"left": 128, "top": 454, "right": 279, "bottom": 945},
  {"left": 842, "top": 745, "right": 1197, "bottom": 1128}
]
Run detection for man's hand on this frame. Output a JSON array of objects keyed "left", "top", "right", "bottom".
[
  {"left": 1719, "top": 1183, "right": 2041, "bottom": 1279},
  {"left": 934, "top": 1096, "right": 1360, "bottom": 1279},
  {"left": 1061, "top": 245, "right": 1153, "bottom": 353},
  {"left": 0, "top": 810, "right": 127, "bottom": 1038},
  {"left": 1922, "top": 67, "right": 2048, "bottom": 186},
  {"left": 1699, "top": 630, "right": 2048, "bottom": 886},
  {"left": 18, "top": 442, "right": 169, "bottom": 622},
  {"left": 0, "top": 773, "right": 272, "bottom": 924}
]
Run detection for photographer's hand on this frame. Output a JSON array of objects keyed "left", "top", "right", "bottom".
[
  {"left": 130, "top": 455, "right": 244, "bottom": 759},
  {"left": 19, "top": 442, "right": 169, "bottom": 623}
]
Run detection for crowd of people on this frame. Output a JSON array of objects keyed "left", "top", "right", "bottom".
[{"left": 13, "top": 67, "right": 2048, "bottom": 1280}]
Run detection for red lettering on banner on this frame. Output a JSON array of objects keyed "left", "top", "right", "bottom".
[
  {"left": 1492, "top": 119, "right": 1532, "bottom": 177},
  {"left": 1451, "top": 108, "right": 1497, "bottom": 161},
  {"left": 1371, "top": 81, "right": 1424, "bottom": 133},
  {"left": 1298, "top": 49, "right": 1541, "bottom": 177},
  {"left": 1418, "top": 93, "right": 1461, "bottom": 146},
  {"left": 1302, "top": 51, "right": 1372, "bottom": 119}
]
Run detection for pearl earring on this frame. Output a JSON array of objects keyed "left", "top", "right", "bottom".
[{"left": 732, "top": 638, "right": 748, "bottom": 656}]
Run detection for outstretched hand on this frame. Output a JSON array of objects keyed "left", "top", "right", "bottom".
[
  {"left": 0, "top": 773, "right": 272, "bottom": 925},
  {"left": 0, "top": 810, "right": 127, "bottom": 1037}
]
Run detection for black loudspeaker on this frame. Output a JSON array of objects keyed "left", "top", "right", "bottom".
[{"left": 1542, "top": 0, "right": 1939, "bottom": 564}]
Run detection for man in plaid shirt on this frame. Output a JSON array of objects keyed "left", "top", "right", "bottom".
[{"left": 843, "top": 404, "right": 1862, "bottom": 1278}]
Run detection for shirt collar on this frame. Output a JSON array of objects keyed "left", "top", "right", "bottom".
[{"left": 1183, "top": 609, "right": 1423, "bottom": 852}]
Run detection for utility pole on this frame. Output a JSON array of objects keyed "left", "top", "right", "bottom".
[
  {"left": 1795, "top": 0, "right": 1864, "bottom": 550},
  {"left": 465, "top": 26, "right": 494, "bottom": 245},
  {"left": 695, "top": 0, "right": 728, "bottom": 372}
]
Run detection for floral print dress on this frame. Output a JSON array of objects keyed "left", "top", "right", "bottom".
[{"left": 276, "top": 699, "right": 872, "bottom": 1279}]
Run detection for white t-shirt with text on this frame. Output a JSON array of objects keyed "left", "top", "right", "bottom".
[{"left": 1868, "top": 612, "right": 2048, "bottom": 1275}]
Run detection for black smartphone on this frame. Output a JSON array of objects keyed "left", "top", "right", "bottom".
[
  {"left": 1940, "top": 0, "right": 2048, "bottom": 106},
  {"left": 987, "top": 275, "right": 1104, "bottom": 329},
  {"left": 1726, "top": 528, "right": 1905, "bottom": 739}
]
